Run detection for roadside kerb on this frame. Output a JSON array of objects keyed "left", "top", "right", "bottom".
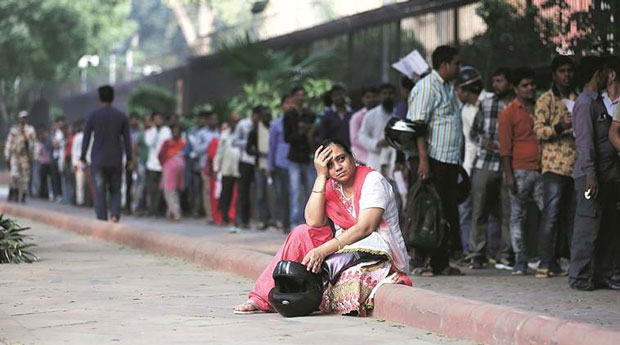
[{"left": 2, "top": 202, "right": 619, "bottom": 345}]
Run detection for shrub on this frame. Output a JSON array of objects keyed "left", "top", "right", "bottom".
[
  {"left": 126, "top": 83, "right": 176, "bottom": 117},
  {"left": 0, "top": 215, "right": 37, "bottom": 264}
]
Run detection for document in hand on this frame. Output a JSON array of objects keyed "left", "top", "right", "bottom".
[{"left": 392, "top": 50, "right": 430, "bottom": 79}]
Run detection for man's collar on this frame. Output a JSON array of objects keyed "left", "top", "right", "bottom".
[{"left": 431, "top": 70, "right": 447, "bottom": 84}]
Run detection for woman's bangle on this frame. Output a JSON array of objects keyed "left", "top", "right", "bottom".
[
  {"left": 312, "top": 189, "right": 324, "bottom": 194},
  {"left": 333, "top": 236, "right": 342, "bottom": 251}
]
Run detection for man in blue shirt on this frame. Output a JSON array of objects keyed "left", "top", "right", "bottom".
[{"left": 80, "top": 85, "right": 132, "bottom": 222}]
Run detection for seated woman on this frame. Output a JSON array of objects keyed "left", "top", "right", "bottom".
[{"left": 234, "top": 139, "right": 411, "bottom": 316}]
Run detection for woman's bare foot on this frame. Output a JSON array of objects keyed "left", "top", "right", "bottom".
[{"left": 233, "top": 300, "right": 262, "bottom": 314}]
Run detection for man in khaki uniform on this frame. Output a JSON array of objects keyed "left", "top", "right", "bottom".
[{"left": 4, "top": 110, "right": 37, "bottom": 202}]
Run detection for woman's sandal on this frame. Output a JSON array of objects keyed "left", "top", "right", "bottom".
[
  {"left": 411, "top": 267, "right": 434, "bottom": 277},
  {"left": 233, "top": 300, "right": 265, "bottom": 315}
]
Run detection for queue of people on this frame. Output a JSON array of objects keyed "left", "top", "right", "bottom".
[{"left": 6, "top": 46, "right": 620, "bottom": 319}]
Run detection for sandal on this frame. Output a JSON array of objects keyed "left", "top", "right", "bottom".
[
  {"left": 233, "top": 300, "right": 264, "bottom": 315},
  {"left": 411, "top": 267, "right": 434, "bottom": 277}
]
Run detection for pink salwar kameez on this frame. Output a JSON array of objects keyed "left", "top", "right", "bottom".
[{"left": 246, "top": 166, "right": 411, "bottom": 316}]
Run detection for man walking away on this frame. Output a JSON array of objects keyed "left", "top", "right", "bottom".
[{"left": 80, "top": 85, "right": 132, "bottom": 222}]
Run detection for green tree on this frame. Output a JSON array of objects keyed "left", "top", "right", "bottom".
[
  {"left": 0, "top": 0, "right": 134, "bottom": 133},
  {"left": 126, "top": 83, "right": 176, "bottom": 117},
  {"left": 459, "top": 0, "right": 557, "bottom": 79}
]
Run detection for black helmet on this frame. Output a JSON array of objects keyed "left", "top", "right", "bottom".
[
  {"left": 268, "top": 260, "right": 323, "bottom": 317},
  {"left": 455, "top": 67, "right": 482, "bottom": 88},
  {"left": 384, "top": 117, "right": 427, "bottom": 152}
]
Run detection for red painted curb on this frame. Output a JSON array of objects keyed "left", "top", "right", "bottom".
[{"left": 2, "top": 202, "right": 619, "bottom": 345}]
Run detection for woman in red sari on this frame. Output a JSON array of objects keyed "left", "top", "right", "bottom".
[
  {"left": 158, "top": 125, "right": 185, "bottom": 221},
  {"left": 234, "top": 139, "right": 411, "bottom": 316}
]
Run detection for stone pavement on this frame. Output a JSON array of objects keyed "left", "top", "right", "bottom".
[
  {"left": 0, "top": 218, "right": 474, "bottom": 345},
  {"left": 1, "top": 196, "right": 620, "bottom": 345}
]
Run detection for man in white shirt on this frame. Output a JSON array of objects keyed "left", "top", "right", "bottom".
[
  {"left": 454, "top": 67, "right": 483, "bottom": 263},
  {"left": 349, "top": 86, "right": 379, "bottom": 165},
  {"left": 232, "top": 107, "right": 261, "bottom": 229},
  {"left": 602, "top": 62, "right": 620, "bottom": 117},
  {"left": 359, "top": 83, "right": 397, "bottom": 177},
  {"left": 144, "top": 112, "right": 171, "bottom": 217}
]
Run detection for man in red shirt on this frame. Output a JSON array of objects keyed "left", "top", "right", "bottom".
[{"left": 499, "top": 67, "right": 542, "bottom": 275}]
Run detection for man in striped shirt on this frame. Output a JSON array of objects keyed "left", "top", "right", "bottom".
[{"left": 407, "top": 45, "right": 462, "bottom": 276}]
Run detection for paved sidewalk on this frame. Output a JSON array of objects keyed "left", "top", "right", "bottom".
[
  {"left": 0, "top": 218, "right": 473, "bottom": 345},
  {"left": 16, "top": 197, "right": 620, "bottom": 330},
  {"left": 2, "top": 196, "right": 620, "bottom": 345}
]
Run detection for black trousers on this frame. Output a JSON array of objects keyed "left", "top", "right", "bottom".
[
  {"left": 219, "top": 176, "right": 237, "bottom": 224},
  {"left": 414, "top": 158, "right": 460, "bottom": 273},
  {"left": 236, "top": 162, "right": 254, "bottom": 226},
  {"left": 146, "top": 170, "right": 163, "bottom": 216},
  {"left": 569, "top": 177, "right": 620, "bottom": 283}
]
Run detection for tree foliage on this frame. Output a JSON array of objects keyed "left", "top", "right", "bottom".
[
  {"left": 459, "top": 0, "right": 557, "bottom": 79},
  {"left": 0, "top": 0, "right": 133, "bottom": 85},
  {"left": 126, "top": 83, "right": 176, "bottom": 117}
]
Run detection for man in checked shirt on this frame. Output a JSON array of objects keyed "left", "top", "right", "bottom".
[{"left": 468, "top": 68, "right": 515, "bottom": 270}]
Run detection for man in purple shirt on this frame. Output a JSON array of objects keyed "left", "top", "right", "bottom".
[
  {"left": 570, "top": 56, "right": 620, "bottom": 291},
  {"left": 267, "top": 95, "right": 295, "bottom": 232},
  {"left": 80, "top": 85, "right": 132, "bottom": 222}
]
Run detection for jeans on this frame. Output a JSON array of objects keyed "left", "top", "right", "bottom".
[
  {"left": 30, "top": 161, "right": 41, "bottom": 197},
  {"left": 92, "top": 165, "right": 123, "bottom": 221},
  {"left": 288, "top": 161, "right": 316, "bottom": 227},
  {"left": 131, "top": 163, "right": 146, "bottom": 212},
  {"left": 538, "top": 172, "right": 575, "bottom": 270},
  {"left": 254, "top": 168, "right": 272, "bottom": 224},
  {"left": 508, "top": 169, "right": 542, "bottom": 265},
  {"left": 458, "top": 195, "right": 472, "bottom": 255},
  {"left": 569, "top": 178, "right": 620, "bottom": 283},
  {"left": 272, "top": 167, "right": 290, "bottom": 229},
  {"left": 469, "top": 168, "right": 512, "bottom": 261}
]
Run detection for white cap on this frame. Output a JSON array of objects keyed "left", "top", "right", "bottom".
[{"left": 18, "top": 110, "right": 28, "bottom": 118}]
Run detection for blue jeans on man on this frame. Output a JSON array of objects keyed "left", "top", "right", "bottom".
[
  {"left": 537, "top": 172, "right": 575, "bottom": 271},
  {"left": 92, "top": 165, "right": 123, "bottom": 221},
  {"left": 288, "top": 161, "right": 316, "bottom": 228},
  {"left": 508, "top": 169, "right": 543, "bottom": 272},
  {"left": 254, "top": 168, "right": 272, "bottom": 227}
]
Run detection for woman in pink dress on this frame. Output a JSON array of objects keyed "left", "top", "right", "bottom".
[{"left": 234, "top": 139, "right": 411, "bottom": 316}]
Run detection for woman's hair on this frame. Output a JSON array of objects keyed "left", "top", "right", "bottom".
[{"left": 319, "top": 138, "right": 353, "bottom": 157}]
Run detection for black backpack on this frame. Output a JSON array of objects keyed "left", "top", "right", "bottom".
[{"left": 402, "top": 180, "right": 448, "bottom": 250}]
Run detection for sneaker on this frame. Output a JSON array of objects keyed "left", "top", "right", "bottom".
[
  {"left": 512, "top": 263, "right": 527, "bottom": 275},
  {"left": 528, "top": 260, "right": 540, "bottom": 271},
  {"left": 535, "top": 268, "right": 550, "bottom": 278},
  {"left": 549, "top": 267, "right": 568, "bottom": 277},
  {"left": 570, "top": 279, "right": 594, "bottom": 291},
  {"left": 494, "top": 258, "right": 513, "bottom": 271},
  {"left": 469, "top": 258, "right": 487, "bottom": 269}
]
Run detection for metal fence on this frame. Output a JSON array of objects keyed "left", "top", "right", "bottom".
[{"left": 53, "top": 0, "right": 615, "bottom": 123}]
